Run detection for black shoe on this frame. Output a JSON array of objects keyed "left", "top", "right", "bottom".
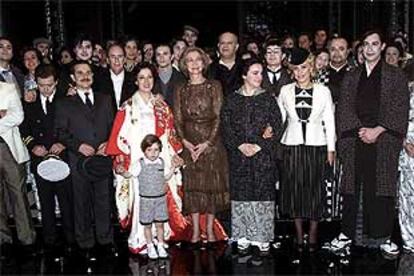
[
  {"left": 81, "top": 247, "right": 96, "bottom": 261},
  {"left": 98, "top": 243, "right": 118, "bottom": 258},
  {"left": 188, "top": 241, "right": 201, "bottom": 250}
]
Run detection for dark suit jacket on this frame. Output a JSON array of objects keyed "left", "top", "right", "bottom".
[
  {"left": 153, "top": 68, "right": 186, "bottom": 106},
  {"left": 208, "top": 59, "right": 243, "bottom": 97},
  {"left": 261, "top": 67, "right": 293, "bottom": 98},
  {"left": 20, "top": 93, "right": 70, "bottom": 170},
  {"left": 94, "top": 69, "right": 136, "bottom": 111},
  {"left": 55, "top": 92, "right": 114, "bottom": 161}
]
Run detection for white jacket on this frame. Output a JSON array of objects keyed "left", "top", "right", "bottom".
[
  {"left": 0, "top": 82, "right": 29, "bottom": 164},
  {"left": 277, "top": 83, "right": 336, "bottom": 152}
]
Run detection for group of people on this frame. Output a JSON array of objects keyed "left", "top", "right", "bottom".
[{"left": 1, "top": 24, "right": 414, "bottom": 264}]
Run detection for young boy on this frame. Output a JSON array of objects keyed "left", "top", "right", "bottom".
[{"left": 123, "top": 134, "right": 178, "bottom": 259}]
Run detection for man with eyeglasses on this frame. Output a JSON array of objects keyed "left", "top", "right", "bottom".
[{"left": 262, "top": 38, "right": 293, "bottom": 98}]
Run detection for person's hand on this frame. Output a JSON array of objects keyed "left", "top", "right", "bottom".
[
  {"left": 262, "top": 126, "right": 273, "bottom": 139},
  {"left": 183, "top": 139, "right": 198, "bottom": 162},
  {"left": 152, "top": 94, "right": 165, "bottom": 107},
  {"left": 404, "top": 142, "right": 414, "bottom": 158},
  {"left": 327, "top": 151, "right": 335, "bottom": 166},
  {"left": 193, "top": 142, "right": 209, "bottom": 161},
  {"left": 96, "top": 142, "right": 107, "bottom": 156},
  {"left": 32, "top": 145, "right": 48, "bottom": 157},
  {"left": 78, "top": 143, "right": 95, "bottom": 156},
  {"left": 49, "top": 143, "right": 66, "bottom": 155},
  {"left": 66, "top": 84, "right": 77, "bottom": 96},
  {"left": 238, "top": 143, "right": 260, "bottom": 157},
  {"left": 115, "top": 155, "right": 125, "bottom": 164},
  {"left": 115, "top": 164, "right": 126, "bottom": 175},
  {"left": 24, "top": 90, "right": 37, "bottom": 103},
  {"left": 172, "top": 154, "right": 184, "bottom": 168},
  {"left": 359, "top": 126, "right": 385, "bottom": 144},
  {"left": 0, "top": 109, "right": 7, "bottom": 118}
]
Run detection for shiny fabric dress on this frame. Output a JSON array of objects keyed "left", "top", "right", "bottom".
[
  {"left": 174, "top": 80, "right": 229, "bottom": 215},
  {"left": 398, "top": 81, "right": 414, "bottom": 253}
]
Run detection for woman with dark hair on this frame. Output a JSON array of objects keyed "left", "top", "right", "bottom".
[
  {"left": 106, "top": 62, "right": 189, "bottom": 255},
  {"left": 21, "top": 47, "right": 42, "bottom": 103},
  {"left": 174, "top": 47, "right": 229, "bottom": 246},
  {"left": 384, "top": 42, "right": 403, "bottom": 68},
  {"left": 221, "top": 58, "right": 282, "bottom": 252}
]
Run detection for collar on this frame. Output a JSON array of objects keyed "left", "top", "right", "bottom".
[
  {"left": 110, "top": 69, "right": 125, "bottom": 80},
  {"left": 0, "top": 65, "right": 11, "bottom": 73},
  {"left": 143, "top": 156, "right": 162, "bottom": 165},
  {"left": 235, "top": 86, "right": 266, "bottom": 97},
  {"left": 266, "top": 66, "right": 282, "bottom": 73},
  {"left": 40, "top": 91, "right": 56, "bottom": 103},
  {"left": 329, "top": 62, "right": 348, "bottom": 72},
  {"left": 219, "top": 59, "right": 236, "bottom": 70}
]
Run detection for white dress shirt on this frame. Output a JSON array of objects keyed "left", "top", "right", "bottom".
[
  {"left": 110, "top": 69, "right": 125, "bottom": 108},
  {"left": 40, "top": 91, "right": 56, "bottom": 115},
  {"left": 77, "top": 88, "right": 94, "bottom": 105}
]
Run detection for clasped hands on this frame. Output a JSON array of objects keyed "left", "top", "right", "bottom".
[
  {"left": 78, "top": 142, "right": 107, "bottom": 157},
  {"left": 358, "top": 126, "right": 386, "bottom": 144},
  {"left": 183, "top": 139, "right": 209, "bottom": 162},
  {"left": 32, "top": 143, "right": 66, "bottom": 157}
]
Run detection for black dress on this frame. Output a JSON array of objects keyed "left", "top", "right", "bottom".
[{"left": 280, "top": 86, "right": 327, "bottom": 220}]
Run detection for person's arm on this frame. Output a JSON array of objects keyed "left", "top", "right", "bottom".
[
  {"left": 322, "top": 86, "right": 336, "bottom": 152},
  {"left": 54, "top": 99, "right": 82, "bottom": 153},
  {"left": 206, "top": 81, "right": 224, "bottom": 146},
  {"left": 0, "top": 88, "right": 24, "bottom": 135}
]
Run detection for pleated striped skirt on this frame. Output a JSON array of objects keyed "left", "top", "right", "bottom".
[{"left": 280, "top": 145, "right": 327, "bottom": 220}]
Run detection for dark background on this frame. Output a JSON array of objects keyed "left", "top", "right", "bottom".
[{"left": 1, "top": 1, "right": 412, "bottom": 53}]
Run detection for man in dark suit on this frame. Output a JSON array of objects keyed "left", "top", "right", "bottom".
[
  {"left": 94, "top": 44, "right": 136, "bottom": 111},
  {"left": 20, "top": 64, "right": 74, "bottom": 256},
  {"left": 0, "top": 37, "right": 25, "bottom": 96},
  {"left": 153, "top": 43, "right": 185, "bottom": 107},
  {"left": 55, "top": 61, "right": 115, "bottom": 258},
  {"left": 262, "top": 38, "right": 293, "bottom": 98}
]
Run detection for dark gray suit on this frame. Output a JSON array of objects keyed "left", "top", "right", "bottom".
[
  {"left": 261, "top": 67, "right": 293, "bottom": 98},
  {"left": 55, "top": 92, "right": 114, "bottom": 249}
]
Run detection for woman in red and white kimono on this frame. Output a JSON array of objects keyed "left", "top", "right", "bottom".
[{"left": 106, "top": 62, "right": 226, "bottom": 254}]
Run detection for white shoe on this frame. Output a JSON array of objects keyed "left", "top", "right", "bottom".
[
  {"left": 251, "top": 241, "right": 270, "bottom": 252},
  {"left": 147, "top": 243, "right": 158, "bottom": 259},
  {"left": 237, "top": 238, "right": 251, "bottom": 251},
  {"left": 157, "top": 243, "right": 168, "bottom": 259},
  {"left": 380, "top": 240, "right": 400, "bottom": 257},
  {"left": 329, "top": 233, "right": 352, "bottom": 254}
]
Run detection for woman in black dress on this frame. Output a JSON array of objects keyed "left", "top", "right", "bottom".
[{"left": 221, "top": 58, "right": 282, "bottom": 252}]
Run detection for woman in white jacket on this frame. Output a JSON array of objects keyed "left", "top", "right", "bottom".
[{"left": 277, "top": 48, "right": 335, "bottom": 253}]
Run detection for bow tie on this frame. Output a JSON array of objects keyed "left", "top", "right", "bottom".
[{"left": 267, "top": 68, "right": 281, "bottom": 74}]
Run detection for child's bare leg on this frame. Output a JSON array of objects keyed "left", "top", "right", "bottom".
[
  {"left": 155, "top": 222, "right": 164, "bottom": 244},
  {"left": 144, "top": 224, "right": 153, "bottom": 244}
]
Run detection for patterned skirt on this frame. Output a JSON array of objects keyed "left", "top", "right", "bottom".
[
  {"left": 231, "top": 201, "right": 274, "bottom": 242},
  {"left": 280, "top": 145, "right": 327, "bottom": 220}
]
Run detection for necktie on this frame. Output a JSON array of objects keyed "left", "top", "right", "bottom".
[
  {"left": 45, "top": 97, "right": 52, "bottom": 115},
  {"left": 268, "top": 69, "right": 281, "bottom": 84},
  {"left": 1, "top": 70, "right": 13, "bottom": 84},
  {"left": 84, "top": 92, "right": 93, "bottom": 109}
]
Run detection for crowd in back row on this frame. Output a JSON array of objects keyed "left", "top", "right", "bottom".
[{"left": 0, "top": 25, "right": 414, "bottom": 261}]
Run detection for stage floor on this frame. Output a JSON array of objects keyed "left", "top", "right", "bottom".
[{"left": 1, "top": 221, "right": 411, "bottom": 275}]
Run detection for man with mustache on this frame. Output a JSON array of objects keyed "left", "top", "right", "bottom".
[{"left": 55, "top": 61, "right": 115, "bottom": 260}]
